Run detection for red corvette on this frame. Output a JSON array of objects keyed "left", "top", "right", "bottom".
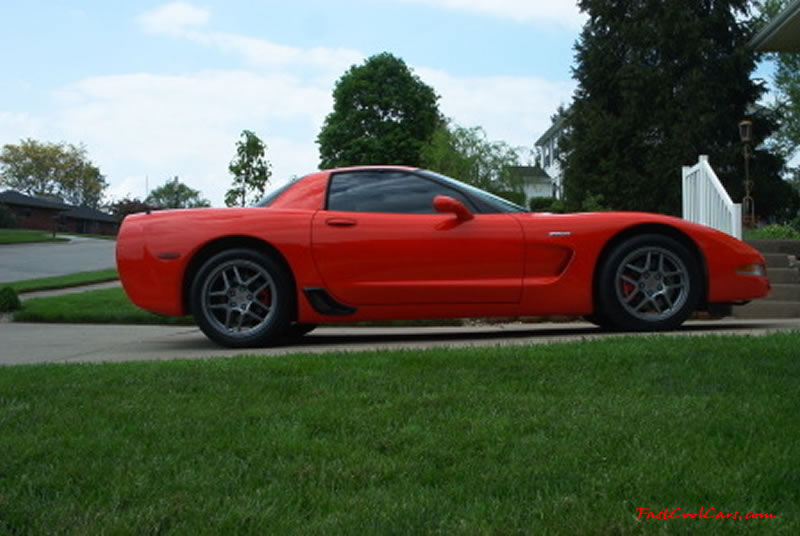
[{"left": 116, "top": 166, "right": 769, "bottom": 347}]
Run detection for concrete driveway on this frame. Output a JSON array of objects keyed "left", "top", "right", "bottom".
[
  {"left": 2, "top": 319, "right": 799, "bottom": 366},
  {"left": 0, "top": 236, "right": 116, "bottom": 282}
]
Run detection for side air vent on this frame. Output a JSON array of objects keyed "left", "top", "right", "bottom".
[{"left": 303, "top": 287, "right": 357, "bottom": 316}]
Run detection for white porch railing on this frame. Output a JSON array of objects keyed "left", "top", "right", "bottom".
[{"left": 682, "top": 155, "right": 742, "bottom": 239}]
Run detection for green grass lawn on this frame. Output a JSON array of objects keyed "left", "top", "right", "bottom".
[
  {"left": 0, "top": 228, "right": 69, "bottom": 244},
  {"left": 13, "top": 287, "right": 193, "bottom": 325},
  {"left": 1, "top": 334, "right": 798, "bottom": 534},
  {"left": 12, "top": 287, "right": 457, "bottom": 327},
  {"left": 2, "top": 269, "right": 119, "bottom": 292}
]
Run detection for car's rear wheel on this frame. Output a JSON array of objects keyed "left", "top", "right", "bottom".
[
  {"left": 596, "top": 234, "right": 700, "bottom": 331},
  {"left": 190, "top": 248, "right": 293, "bottom": 348}
]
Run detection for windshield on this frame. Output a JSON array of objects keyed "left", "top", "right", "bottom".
[{"left": 417, "top": 170, "right": 528, "bottom": 213}]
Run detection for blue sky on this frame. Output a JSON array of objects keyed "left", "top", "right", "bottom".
[
  {"left": 0, "top": 1, "right": 773, "bottom": 206},
  {"left": 0, "top": 1, "right": 584, "bottom": 205}
]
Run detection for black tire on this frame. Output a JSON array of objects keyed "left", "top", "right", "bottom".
[
  {"left": 190, "top": 248, "right": 294, "bottom": 348},
  {"left": 596, "top": 234, "right": 701, "bottom": 331},
  {"left": 582, "top": 313, "right": 614, "bottom": 330},
  {"left": 281, "top": 322, "right": 317, "bottom": 342}
]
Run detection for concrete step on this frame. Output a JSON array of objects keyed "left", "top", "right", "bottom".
[
  {"left": 763, "top": 253, "right": 794, "bottom": 268},
  {"left": 747, "top": 239, "right": 800, "bottom": 255},
  {"left": 767, "top": 267, "right": 799, "bottom": 284},
  {"left": 765, "top": 284, "right": 800, "bottom": 301},
  {"left": 733, "top": 300, "right": 800, "bottom": 319}
]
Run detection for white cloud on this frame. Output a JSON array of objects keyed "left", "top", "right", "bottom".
[
  {"left": 137, "top": 2, "right": 362, "bottom": 74},
  {"left": 393, "top": 0, "right": 586, "bottom": 28},
  {"left": 417, "top": 67, "right": 574, "bottom": 150},
  {"left": 0, "top": 112, "right": 43, "bottom": 143},
  {"left": 2, "top": 2, "right": 576, "bottom": 207},
  {"left": 137, "top": 2, "right": 210, "bottom": 34},
  {"left": 44, "top": 64, "right": 573, "bottom": 207},
  {"left": 186, "top": 31, "right": 363, "bottom": 74},
  {"left": 51, "top": 71, "right": 333, "bottom": 205}
]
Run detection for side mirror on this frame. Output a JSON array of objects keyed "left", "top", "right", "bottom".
[{"left": 433, "top": 195, "right": 473, "bottom": 221}]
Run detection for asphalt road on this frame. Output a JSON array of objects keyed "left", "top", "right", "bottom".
[
  {"left": 2, "top": 319, "right": 799, "bottom": 366},
  {"left": 0, "top": 236, "right": 116, "bottom": 282}
]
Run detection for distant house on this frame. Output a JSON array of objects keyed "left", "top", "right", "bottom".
[
  {"left": 60, "top": 205, "right": 119, "bottom": 235},
  {"left": 0, "top": 190, "right": 118, "bottom": 235},
  {"left": 534, "top": 115, "right": 568, "bottom": 199},
  {"left": 506, "top": 165, "right": 553, "bottom": 205}
]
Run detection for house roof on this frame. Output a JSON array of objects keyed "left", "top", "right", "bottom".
[
  {"left": 751, "top": 0, "right": 800, "bottom": 52},
  {"left": 61, "top": 205, "right": 118, "bottom": 223},
  {"left": 508, "top": 165, "right": 548, "bottom": 177},
  {"left": 0, "top": 189, "right": 70, "bottom": 210},
  {"left": 0, "top": 189, "right": 116, "bottom": 223},
  {"left": 535, "top": 115, "right": 566, "bottom": 147}
]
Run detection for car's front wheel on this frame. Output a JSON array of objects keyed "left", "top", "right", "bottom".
[
  {"left": 596, "top": 234, "right": 701, "bottom": 331},
  {"left": 190, "top": 248, "right": 293, "bottom": 348}
]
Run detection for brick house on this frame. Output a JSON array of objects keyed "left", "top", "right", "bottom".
[
  {"left": 0, "top": 190, "right": 118, "bottom": 235},
  {"left": 60, "top": 205, "right": 119, "bottom": 235}
]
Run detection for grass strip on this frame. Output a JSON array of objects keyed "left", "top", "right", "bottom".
[
  {"left": 11, "top": 288, "right": 460, "bottom": 327},
  {"left": 13, "top": 287, "right": 192, "bottom": 325},
  {"left": 3, "top": 269, "right": 119, "bottom": 293},
  {"left": 0, "top": 229, "right": 69, "bottom": 244},
  {"left": 0, "top": 333, "right": 798, "bottom": 534}
]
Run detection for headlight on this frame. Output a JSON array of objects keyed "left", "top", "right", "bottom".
[{"left": 737, "top": 263, "right": 766, "bottom": 277}]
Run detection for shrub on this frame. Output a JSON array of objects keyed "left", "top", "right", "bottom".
[
  {"left": 529, "top": 197, "right": 566, "bottom": 213},
  {"left": 490, "top": 190, "right": 526, "bottom": 207},
  {"left": 529, "top": 196, "right": 555, "bottom": 210},
  {"left": 0, "top": 203, "right": 17, "bottom": 228},
  {"left": 0, "top": 287, "right": 21, "bottom": 312},
  {"left": 746, "top": 224, "right": 800, "bottom": 240}
]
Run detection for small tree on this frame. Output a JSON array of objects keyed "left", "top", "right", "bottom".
[
  {"left": 226, "top": 130, "right": 271, "bottom": 207},
  {"left": 421, "top": 122, "right": 522, "bottom": 193},
  {"left": 146, "top": 176, "right": 210, "bottom": 209}
]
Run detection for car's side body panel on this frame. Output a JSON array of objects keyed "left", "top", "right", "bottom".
[
  {"left": 117, "top": 209, "right": 320, "bottom": 317},
  {"left": 310, "top": 211, "right": 525, "bottom": 305}
]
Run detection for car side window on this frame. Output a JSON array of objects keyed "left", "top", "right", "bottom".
[{"left": 327, "top": 171, "right": 476, "bottom": 213}]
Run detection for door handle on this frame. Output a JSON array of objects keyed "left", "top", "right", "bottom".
[{"left": 325, "top": 217, "right": 357, "bottom": 227}]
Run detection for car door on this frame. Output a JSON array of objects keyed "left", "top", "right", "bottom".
[{"left": 310, "top": 170, "right": 524, "bottom": 305}]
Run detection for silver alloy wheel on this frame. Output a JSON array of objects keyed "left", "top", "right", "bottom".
[
  {"left": 200, "top": 258, "right": 277, "bottom": 339},
  {"left": 614, "top": 245, "right": 690, "bottom": 322}
]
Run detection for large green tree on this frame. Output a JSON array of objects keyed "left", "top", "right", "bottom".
[
  {"left": 146, "top": 176, "right": 210, "bottom": 209},
  {"left": 317, "top": 52, "right": 441, "bottom": 168},
  {"left": 0, "top": 138, "right": 108, "bottom": 208},
  {"left": 562, "top": 0, "right": 797, "bottom": 219},
  {"left": 226, "top": 130, "right": 271, "bottom": 207},
  {"left": 421, "top": 122, "right": 523, "bottom": 195}
]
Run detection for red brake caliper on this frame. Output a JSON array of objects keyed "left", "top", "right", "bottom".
[
  {"left": 259, "top": 289, "right": 272, "bottom": 306},
  {"left": 622, "top": 273, "right": 635, "bottom": 297}
]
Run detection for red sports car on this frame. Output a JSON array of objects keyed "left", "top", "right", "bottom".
[{"left": 116, "top": 166, "right": 769, "bottom": 347}]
